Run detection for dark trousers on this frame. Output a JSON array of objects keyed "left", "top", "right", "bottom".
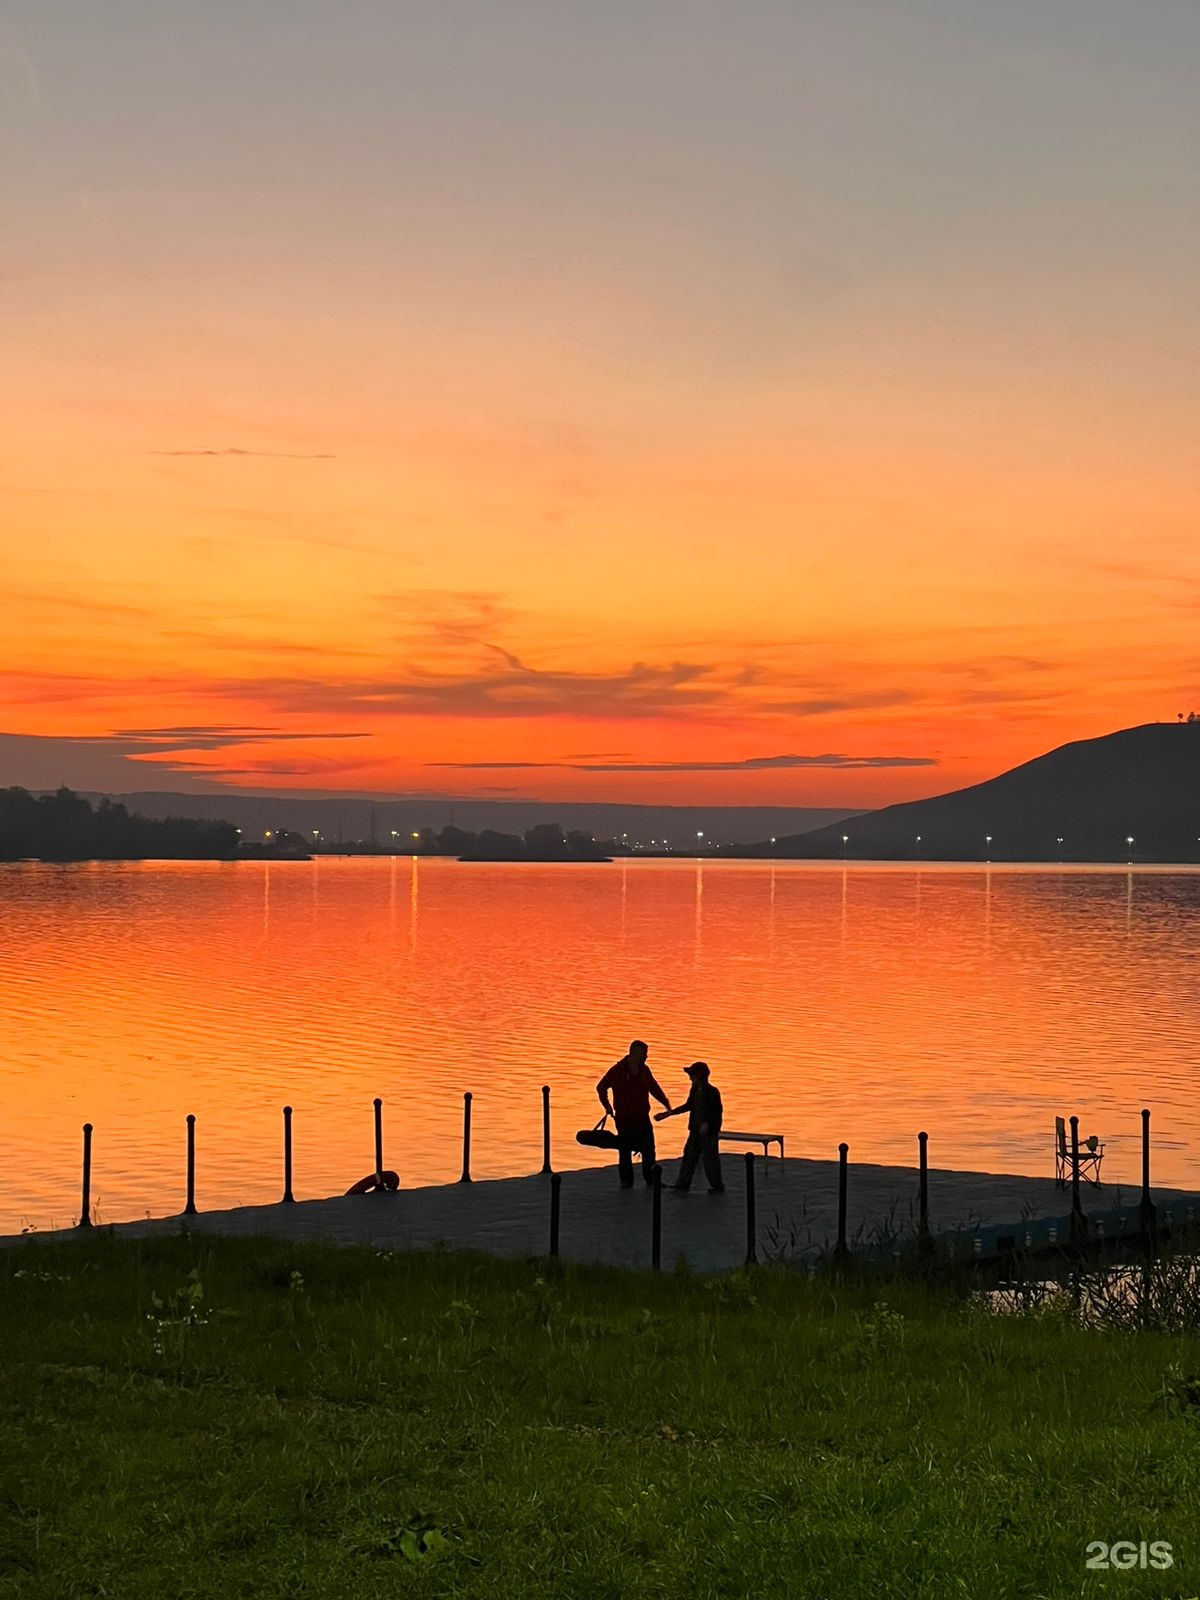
[
  {"left": 675, "top": 1131, "right": 723, "bottom": 1191},
  {"left": 616, "top": 1116, "right": 656, "bottom": 1186}
]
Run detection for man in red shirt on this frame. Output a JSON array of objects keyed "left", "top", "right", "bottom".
[{"left": 596, "top": 1039, "right": 673, "bottom": 1188}]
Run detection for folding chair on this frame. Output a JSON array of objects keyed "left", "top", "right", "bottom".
[{"left": 1054, "top": 1115, "right": 1104, "bottom": 1188}]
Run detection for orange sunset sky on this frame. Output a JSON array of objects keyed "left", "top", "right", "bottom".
[{"left": 3, "top": 2, "right": 1197, "bottom": 808}]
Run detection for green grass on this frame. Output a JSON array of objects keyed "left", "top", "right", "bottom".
[{"left": 2, "top": 1234, "right": 1200, "bottom": 1598}]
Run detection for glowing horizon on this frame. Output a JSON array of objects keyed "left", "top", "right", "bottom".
[{"left": 4, "top": 3, "right": 1198, "bottom": 806}]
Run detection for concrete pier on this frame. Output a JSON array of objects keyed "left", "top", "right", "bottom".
[{"left": 5, "top": 1154, "right": 1200, "bottom": 1271}]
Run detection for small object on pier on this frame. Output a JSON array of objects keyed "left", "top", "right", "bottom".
[
  {"left": 719, "top": 1130, "right": 784, "bottom": 1159},
  {"left": 1054, "top": 1115, "right": 1104, "bottom": 1187},
  {"left": 184, "top": 1114, "right": 197, "bottom": 1216},
  {"left": 548, "top": 1172, "right": 561, "bottom": 1258},
  {"left": 1139, "top": 1107, "right": 1158, "bottom": 1253},
  {"left": 281, "top": 1105, "right": 294, "bottom": 1204},
  {"left": 460, "top": 1091, "right": 473, "bottom": 1184},
  {"left": 79, "top": 1122, "right": 93, "bottom": 1229},
  {"left": 345, "top": 1170, "right": 400, "bottom": 1195},
  {"left": 834, "top": 1142, "right": 849, "bottom": 1261},
  {"left": 575, "top": 1112, "right": 620, "bottom": 1150},
  {"left": 917, "top": 1130, "right": 933, "bottom": 1259},
  {"left": 541, "top": 1084, "right": 552, "bottom": 1176},
  {"left": 1068, "top": 1116, "right": 1089, "bottom": 1241}
]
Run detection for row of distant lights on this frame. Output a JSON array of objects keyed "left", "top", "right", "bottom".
[{"left": 239, "top": 829, "right": 1181, "bottom": 859}]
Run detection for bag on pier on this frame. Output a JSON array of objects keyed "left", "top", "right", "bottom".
[{"left": 575, "top": 1112, "right": 621, "bottom": 1151}]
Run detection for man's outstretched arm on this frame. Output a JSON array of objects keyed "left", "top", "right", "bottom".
[
  {"left": 646, "top": 1072, "right": 672, "bottom": 1111},
  {"left": 596, "top": 1065, "right": 616, "bottom": 1116}
]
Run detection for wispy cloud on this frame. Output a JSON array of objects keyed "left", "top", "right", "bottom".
[
  {"left": 214, "top": 657, "right": 738, "bottom": 721},
  {"left": 430, "top": 753, "right": 936, "bottom": 772},
  {"left": 77, "top": 725, "right": 367, "bottom": 753},
  {"left": 151, "top": 447, "right": 336, "bottom": 460},
  {"left": 2, "top": 589, "right": 156, "bottom": 622}
]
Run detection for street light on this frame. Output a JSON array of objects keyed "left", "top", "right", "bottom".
[
  {"left": 1126, "top": 834, "right": 1135, "bottom": 862},
  {"left": 841, "top": 833, "right": 849, "bottom": 859},
  {"left": 985, "top": 834, "right": 992, "bottom": 862}
]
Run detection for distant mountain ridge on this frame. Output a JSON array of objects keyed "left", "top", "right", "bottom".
[{"left": 761, "top": 724, "right": 1200, "bottom": 862}]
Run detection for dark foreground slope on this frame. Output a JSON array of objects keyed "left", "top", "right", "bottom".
[{"left": 766, "top": 723, "right": 1200, "bottom": 862}]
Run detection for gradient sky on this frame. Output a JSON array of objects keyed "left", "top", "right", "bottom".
[{"left": 3, "top": 1, "right": 1197, "bottom": 806}]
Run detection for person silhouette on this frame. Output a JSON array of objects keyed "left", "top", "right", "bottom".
[
  {"left": 655, "top": 1061, "right": 724, "bottom": 1193},
  {"left": 596, "top": 1039, "right": 672, "bottom": 1188}
]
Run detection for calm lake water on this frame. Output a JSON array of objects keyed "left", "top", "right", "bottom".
[{"left": 1, "top": 858, "right": 1198, "bottom": 1233}]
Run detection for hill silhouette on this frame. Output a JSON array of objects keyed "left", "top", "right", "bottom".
[{"left": 757, "top": 724, "right": 1200, "bottom": 862}]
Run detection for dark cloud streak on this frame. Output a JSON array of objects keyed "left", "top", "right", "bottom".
[
  {"left": 431, "top": 753, "right": 936, "bottom": 773},
  {"left": 151, "top": 447, "right": 336, "bottom": 460}
]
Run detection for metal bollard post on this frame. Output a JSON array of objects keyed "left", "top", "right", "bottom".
[
  {"left": 651, "top": 1164, "right": 663, "bottom": 1271},
  {"left": 79, "top": 1123, "right": 93, "bottom": 1228},
  {"left": 918, "top": 1130, "right": 933, "bottom": 1259},
  {"left": 1068, "top": 1115, "right": 1086, "bottom": 1242},
  {"left": 184, "top": 1114, "right": 197, "bottom": 1215},
  {"left": 549, "top": 1173, "right": 561, "bottom": 1258},
  {"left": 835, "top": 1142, "right": 849, "bottom": 1260},
  {"left": 460, "top": 1092, "right": 473, "bottom": 1183},
  {"left": 373, "top": 1097, "right": 384, "bottom": 1177},
  {"left": 744, "top": 1151, "right": 757, "bottom": 1266},
  {"left": 541, "top": 1084, "right": 552, "bottom": 1176},
  {"left": 1140, "top": 1107, "right": 1158, "bottom": 1255},
  {"left": 282, "top": 1105, "right": 295, "bottom": 1203}
]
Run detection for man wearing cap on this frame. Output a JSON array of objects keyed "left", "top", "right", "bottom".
[
  {"left": 596, "top": 1039, "right": 672, "bottom": 1188},
  {"left": 655, "top": 1061, "right": 724, "bottom": 1193}
]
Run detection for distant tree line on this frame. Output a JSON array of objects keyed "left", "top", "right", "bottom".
[
  {"left": 414, "top": 822, "right": 627, "bottom": 861},
  {"left": 0, "top": 787, "right": 240, "bottom": 862}
]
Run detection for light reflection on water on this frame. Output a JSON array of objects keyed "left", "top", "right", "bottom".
[{"left": 1, "top": 858, "right": 1197, "bottom": 1232}]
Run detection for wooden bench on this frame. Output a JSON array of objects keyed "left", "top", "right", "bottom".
[{"left": 719, "top": 1130, "right": 784, "bottom": 1159}]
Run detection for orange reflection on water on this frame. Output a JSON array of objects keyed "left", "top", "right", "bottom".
[{"left": 1, "top": 858, "right": 1198, "bottom": 1232}]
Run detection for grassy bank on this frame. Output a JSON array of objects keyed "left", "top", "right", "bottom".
[{"left": 2, "top": 1234, "right": 1200, "bottom": 1598}]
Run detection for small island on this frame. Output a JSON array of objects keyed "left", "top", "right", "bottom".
[{"left": 430, "top": 823, "right": 615, "bottom": 862}]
